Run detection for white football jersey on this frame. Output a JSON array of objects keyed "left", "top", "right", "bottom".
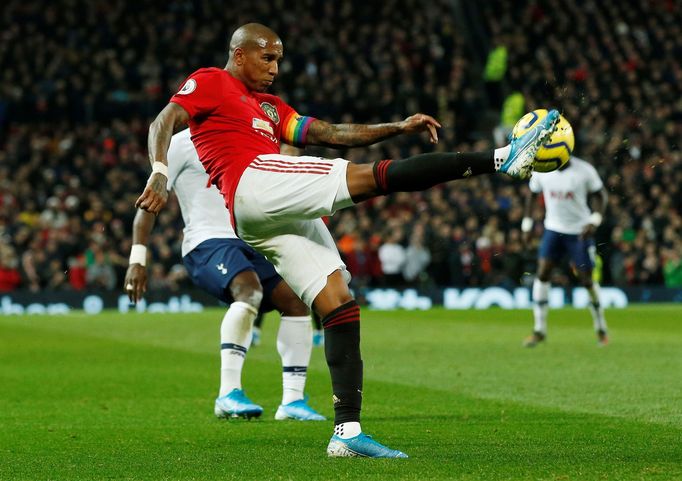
[
  {"left": 167, "top": 129, "right": 237, "bottom": 257},
  {"left": 528, "top": 156, "right": 603, "bottom": 235}
]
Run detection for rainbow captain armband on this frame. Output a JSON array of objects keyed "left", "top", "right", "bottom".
[{"left": 281, "top": 113, "right": 314, "bottom": 147}]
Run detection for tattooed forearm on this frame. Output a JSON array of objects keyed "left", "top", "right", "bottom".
[{"left": 307, "top": 120, "right": 404, "bottom": 148}]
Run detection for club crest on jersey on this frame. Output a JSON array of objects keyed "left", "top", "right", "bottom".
[
  {"left": 177, "top": 79, "right": 197, "bottom": 95},
  {"left": 260, "top": 102, "right": 280, "bottom": 124}
]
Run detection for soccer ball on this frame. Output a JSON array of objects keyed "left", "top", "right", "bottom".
[{"left": 512, "top": 109, "right": 574, "bottom": 172}]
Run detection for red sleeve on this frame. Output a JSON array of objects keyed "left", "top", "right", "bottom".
[{"left": 170, "top": 69, "right": 223, "bottom": 118}]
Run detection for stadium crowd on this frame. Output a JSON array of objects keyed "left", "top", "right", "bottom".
[{"left": 0, "top": 0, "right": 680, "bottom": 294}]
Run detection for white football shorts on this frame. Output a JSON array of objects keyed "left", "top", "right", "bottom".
[{"left": 233, "top": 154, "right": 355, "bottom": 306}]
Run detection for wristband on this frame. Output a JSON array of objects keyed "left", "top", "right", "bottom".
[
  {"left": 129, "top": 244, "right": 147, "bottom": 266},
  {"left": 588, "top": 212, "right": 603, "bottom": 227},
  {"left": 521, "top": 217, "right": 533, "bottom": 233},
  {"left": 151, "top": 161, "right": 169, "bottom": 179}
]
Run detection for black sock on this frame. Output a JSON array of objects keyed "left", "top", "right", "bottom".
[
  {"left": 322, "top": 300, "right": 362, "bottom": 424},
  {"left": 373, "top": 151, "right": 495, "bottom": 194}
]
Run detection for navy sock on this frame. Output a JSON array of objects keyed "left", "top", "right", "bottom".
[{"left": 322, "top": 300, "right": 362, "bottom": 424}]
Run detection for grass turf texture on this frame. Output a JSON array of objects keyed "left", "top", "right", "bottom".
[{"left": 1, "top": 306, "right": 681, "bottom": 480}]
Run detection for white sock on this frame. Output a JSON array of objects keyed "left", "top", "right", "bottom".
[
  {"left": 532, "top": 278, "right": 550, "bottom": 335},
  {"left": 493, "top": 145, "right": 511, "bottom": 171},
  {"left": 219, "top": 301, "right": 258, "bottom": 397},
  {"left": 587, "top": 282, "right": 608, "bottom": 332},
  {"left": 277, "top": 315, "right": 313, "bottom": 405},
  {"left": 334, "top": 421, "right": 362, "bottom": 439}
]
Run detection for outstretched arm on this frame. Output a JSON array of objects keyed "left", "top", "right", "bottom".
[
  {"left": 135, "top": 103, "right": 189, "bottom": 215},
  {"left": 123, "top": 209, "right": 157, "bottom": 304},
  {"left": 305, "top": 114, "right": 441, "bottom": 148}
]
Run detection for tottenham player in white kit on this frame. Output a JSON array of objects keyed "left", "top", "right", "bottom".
[
  {"left": 522, "top": 156, "right": 609, "bottom": 346},
  {"left": 124, "top": 129, "right": 325, "bottom": 421}
]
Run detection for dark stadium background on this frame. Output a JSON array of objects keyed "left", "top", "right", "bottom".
[{"left": 0, "top": 0, "right": 680, "bottom": 306}]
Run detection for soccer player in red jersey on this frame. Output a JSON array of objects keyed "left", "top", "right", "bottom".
[{"left": 136, "top": 23, "right": 558, "bottom": 457}]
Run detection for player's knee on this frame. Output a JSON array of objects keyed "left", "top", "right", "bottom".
[{"left": 229, "top": 273, "right": 264, "bottom": 310}]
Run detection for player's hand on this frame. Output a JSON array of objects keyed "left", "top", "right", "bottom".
[
  {"left": 135, "top": 173, "right": 168, "bottom": 215},
  {"left": 124, "top": 264, "right": 148, "bottom": 304},
  {"left": 580, "top": 224, "right": 596, "bottom": 240},
  {"left": 401, "top": 114, "right": 441, "bottom": 144}
]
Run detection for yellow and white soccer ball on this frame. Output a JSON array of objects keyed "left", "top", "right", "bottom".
[{"left": 512, "top": 109, "right": 574, "bottom": 172}]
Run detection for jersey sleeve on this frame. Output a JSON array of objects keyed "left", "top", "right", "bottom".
[
  {"left": 170, "top": 70, "right": 223, "bottom": 118},
  {"left": 167, "top": 130, "right": 201, "bottom": 191},
  {"left": 276, "top": 98, "right": 315, "bottom": 147},
  {"left": 585, "top": 163, "right": 604, "bottom": 192},
  {"left": 166, "top": 133, "right": 187, "bottom": 191},
  {"left": 528, "top": 173, "right": 543, "bottom": 193}
]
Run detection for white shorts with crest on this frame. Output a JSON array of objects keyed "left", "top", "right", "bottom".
[{"left": 233, "top": 154, "right": 354, "bottom": 306}]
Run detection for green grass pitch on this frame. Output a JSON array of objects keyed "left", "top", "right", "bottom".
[{"left": 1, "top": 305, "right": 681, "bottom": 480}]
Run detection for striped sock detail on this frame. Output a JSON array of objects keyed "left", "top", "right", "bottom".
[
  {"left": 322, "top": 300, "right": 360, "bottom": 329},
  {"left": 221, "top": 343, "right": 248, "bottom": 354},
  {"left": 372, "top": 159, "right": 392, "bottom": 194},
  {"left": 283, "top": 366, "right": 308, "bottom": 373}
]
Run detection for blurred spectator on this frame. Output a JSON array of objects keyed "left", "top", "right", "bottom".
[
  {"left": 483, "top": 35, "right": 508, "bottom": 108},
  {"left": 67, "top": 255, "right": 87, "bottom": 290},
  {"left": 0, "top": 244, "right": 21, "bottom": 292},
  {"left": 663, "top": 247, "right": 682, "bottom": 288},
  {"left": 378, "top": 230, "right": 406, "bottom": 288},
  {"left": 86, "top": 247, "right": 117, "bottom": 290},
  {"left": 402, "top": 226, "right": 431, "bottom": 286}
]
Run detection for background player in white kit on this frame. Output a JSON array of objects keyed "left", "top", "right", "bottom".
[
  {"left": 521, "top": 156, "right": 609, "bottom": 347},
  {"left": 124, "top": 129, "right": 325, "bottom": 421}
]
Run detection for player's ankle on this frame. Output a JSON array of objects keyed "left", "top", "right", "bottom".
[{"left": 334, "top": 421, "right": 361, "bottom": 439}]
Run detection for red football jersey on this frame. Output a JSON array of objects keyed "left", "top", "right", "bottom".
[{"left": 169, "top": 68, "right": 315, "bottom": 222}]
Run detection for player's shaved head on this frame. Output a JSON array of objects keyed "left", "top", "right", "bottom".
[
  {"left": 226, "top": 23, "right": 283, "bottom": 92},
  {"left": 229, "top": 23, "right": 281, "bottom": 56}
]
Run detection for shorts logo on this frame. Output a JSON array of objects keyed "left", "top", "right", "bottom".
[
  {"left": 260, "top": 102, "right": 279, "bottom": 124},
  {"left": 216, "top": 263, "right": 227, "bottom": 275},
  {"left": 177, "top": 79, "right": 197, "bottom": 95}
]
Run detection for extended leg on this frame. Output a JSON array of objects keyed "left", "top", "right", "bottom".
[{"left": 346, "top": 111, "right": 560, "bottom": 202}]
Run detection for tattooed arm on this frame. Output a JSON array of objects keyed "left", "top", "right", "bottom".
[
  {"left": 136, "top": 103, "right": 189, "bottom": 215},
  {"left": 306, "top": 114, "right": 441, "bottom": 148}
]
